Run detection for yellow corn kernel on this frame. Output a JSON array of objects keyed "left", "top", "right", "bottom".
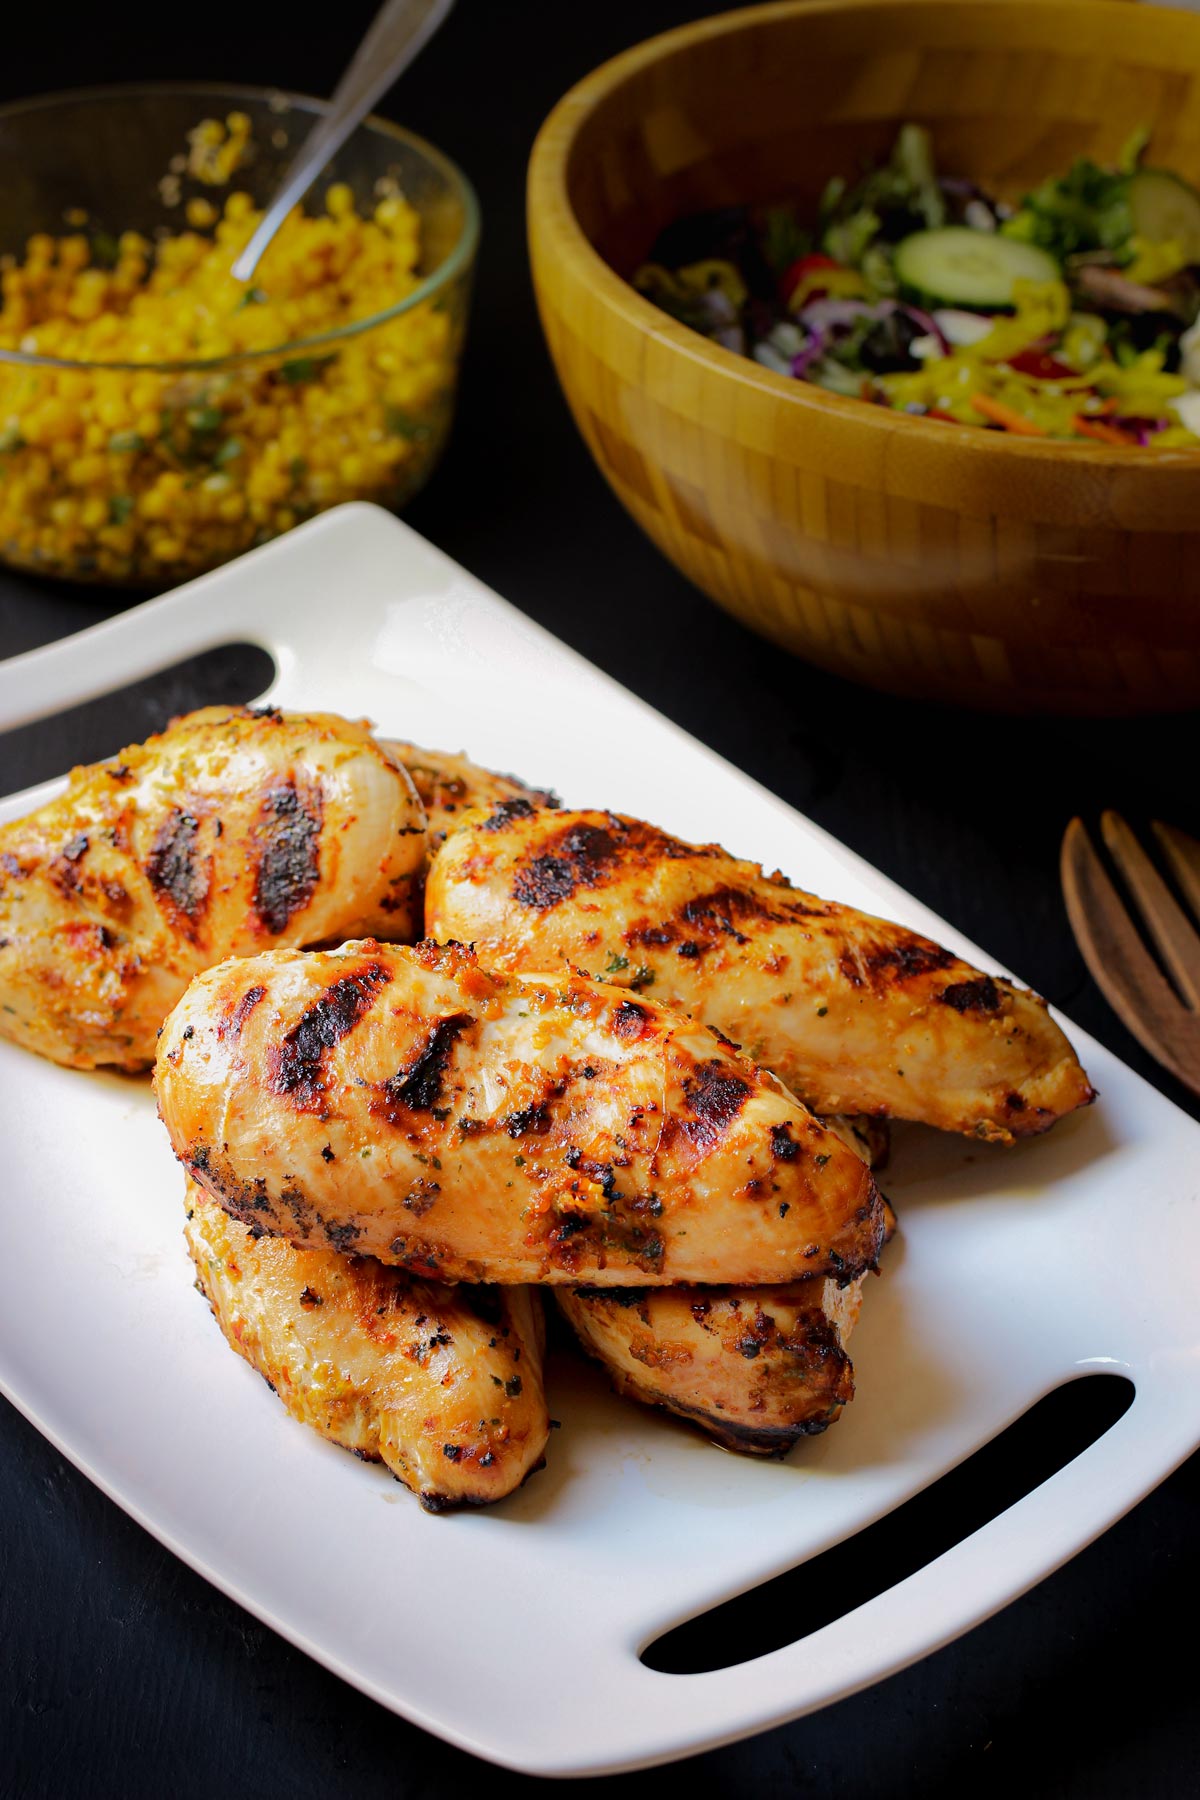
[
  {"left": 66, "top": 269, "right": 110, "bottom": 322},
  {"left": 94, "top": 393, "right": 132, "bottom": 430},
  {"left": 129, "top": 377, "right": 162, "bottom": 413},
  {"left": 67, "top": 453, "right": 109, "bottom": 486},
  {"left": 22, "top": 398, "right": 77, "bottom": 445},
  {"left": 58, "top": 235, "right": 91, "bottom": 272},
  {"left": 55, "top": 370, "right": 91, "bottom": 404}
]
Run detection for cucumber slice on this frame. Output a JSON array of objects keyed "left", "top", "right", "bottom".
[
  {"left": 894, "top": 227, "right": 1060, "bottom": 309},
  {"left": 1129, "top": 168, "right": 1200, "bottom": 263}
]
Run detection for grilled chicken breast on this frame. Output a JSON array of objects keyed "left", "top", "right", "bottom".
[
  {"left": 383, "top": 741, "right": 558, "bottom": 854},
  {"left": 426, "top": 805, "right": 1094, "bottom": 1143},
  {"left": 558, "top": 1276, "right": 863, "bottom": 1455},
  {"left": 559, "top": 1122, "right": 893, "bottom": 1455},
  {"left": 156, "top": 938, "right": 884, "bottom": 1285},
  {"left": 0, "top": 706, "right": 426, "bottom": 1070},
  {"left": 185, "top": 1184, "right": 548, "bottom": 1508}
]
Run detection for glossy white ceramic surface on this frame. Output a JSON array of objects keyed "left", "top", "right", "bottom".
[{"left": 1, "top": 504, "right": 1197, "bottom": 1775}]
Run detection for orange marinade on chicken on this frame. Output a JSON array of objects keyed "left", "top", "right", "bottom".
[
  {"left": 185, "top": 1184, "right": 548, "bottom": 1510},
  {"left": 0, "top": 705, "right": 426, "bottom": 1070},
  {"left": 558, "top": 1123, "right": 894, "bottom": 1455},
  {"left": 558, "top": 1275, "right": 863, "bottom": 1455},
  {"left": 426, "top": 804, "right": 1094, "bottom": 1143},
  {"left": 155, "top": 939, "right": 884, "bottom": 1287}
]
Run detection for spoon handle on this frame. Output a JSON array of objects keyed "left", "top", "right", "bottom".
[{"left": 231, "top": 0, "right": 454, "bottom": 283}]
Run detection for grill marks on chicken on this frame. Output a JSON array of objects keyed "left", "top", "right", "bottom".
[
  {"left": 155, "top": 939, "right": 884, "bottom": 1286},
  {"left": 184, "top": 1184, "right": 549, "bottom": 1509},
  {"left": 145, "top": 807, "right": 208, "bottom": 931},
  {"left": 426, "top": 806, "right": 1094, "bottom": 1143},
  {"left": 510, "top": 818, "right": 626, "bottom": 910},
  {"left": 0, "top": 706, "right": 426, "bottom": 1070},
  {"left": 269, "top": 960, "right": 394, "bottom": 1110},
  {"left": 376, "top": 1012, "right": 472, "bottom": 1118},
  {"left": 219, "top": 983, "right": 267, "bottom": 1044},
  {"left": 252, "top": 777, "right": 324, "bottom": 936}
]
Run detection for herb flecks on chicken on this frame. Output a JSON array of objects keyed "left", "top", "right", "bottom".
[
  {"left": 557, "top": 1132, "right": 895, "bottom": 1456},
  {"left": 185, "top": 1183, "right": 549, "bottom": 1509},
  {"left": 426, "top": 805, "right": 1093, "bottom": 1143},
  {"left": 155, "top": 939, "right": 885, "bottom": 1287}
]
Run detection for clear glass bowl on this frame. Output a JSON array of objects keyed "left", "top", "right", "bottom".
[{"left": 0, "top": 84, "right": 479, "bottom": 586}]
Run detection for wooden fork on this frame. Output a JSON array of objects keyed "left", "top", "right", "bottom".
[{"left": 1062, "top": 813, "right": 1200, "bottom": 1096}]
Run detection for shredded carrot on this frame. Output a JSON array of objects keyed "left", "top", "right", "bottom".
[
  {"left": 1073, "top": 416, "right": 1136, "bottom": 446},
  {"left": 926, "top": 408, "right": 957, "bottom": 423},
  {"left": 970, "top": 394, "right": 1045, "bottom": 436}
]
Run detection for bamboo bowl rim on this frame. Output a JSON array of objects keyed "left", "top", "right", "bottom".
[{"left": 528, "top": 0, "right": 1200, "bottom": 472}]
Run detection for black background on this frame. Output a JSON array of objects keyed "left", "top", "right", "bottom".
[{"left": 2, "top": 3, "right": 1199, "bottom": 1794}]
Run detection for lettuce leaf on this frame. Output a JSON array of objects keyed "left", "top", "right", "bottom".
[{"left": 1003, "top": 157, "right": 1133, "bottom": 261}]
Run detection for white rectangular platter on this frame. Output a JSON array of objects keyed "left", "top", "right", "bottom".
[{"left": 2, "top": 503, "right": 1199, "bottom": 1777}]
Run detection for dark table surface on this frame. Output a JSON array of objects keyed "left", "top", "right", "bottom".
[{"left": 3, "top": 4, "right": 1199, "bottom": 1794}]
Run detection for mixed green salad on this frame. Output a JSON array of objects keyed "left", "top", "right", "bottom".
[{"left": 634, "top": 126, "right": 1200, "bottom": 444}]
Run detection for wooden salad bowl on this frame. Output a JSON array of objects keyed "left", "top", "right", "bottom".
[{"left": 528, "top": 0, "right": 1200, "bottom": 715}]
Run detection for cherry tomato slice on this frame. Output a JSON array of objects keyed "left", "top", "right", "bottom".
[{"left": 779, "top": 253, "right": 840, "bottom": 300}]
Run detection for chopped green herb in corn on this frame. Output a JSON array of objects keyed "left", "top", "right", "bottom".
[{"left": 0, "top": 153, "right": 460, "bottom": 583}]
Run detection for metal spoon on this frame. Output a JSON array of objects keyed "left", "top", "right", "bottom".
[{"left": 231, "top": 0, "right": 454, "bottom": 283}]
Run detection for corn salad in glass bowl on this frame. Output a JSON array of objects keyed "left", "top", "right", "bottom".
[{"left": 0, "top": 87, "right": 478, "bottom": 585}]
